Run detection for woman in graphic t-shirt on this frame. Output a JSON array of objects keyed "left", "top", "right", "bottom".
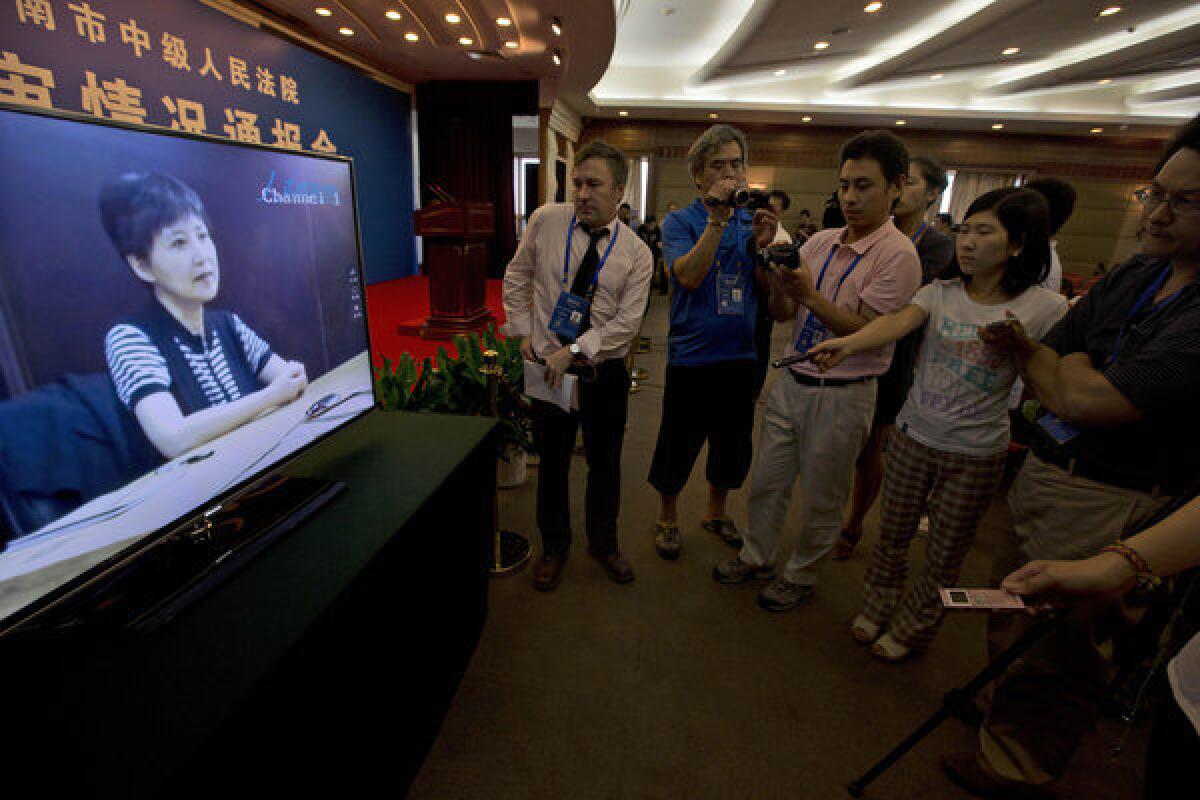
[
  {"left": 100, "top": 172, "right": 308, "bottom": 461},
  {"left": 809, "top": 188, "right": 1067, "bottom": 661}
]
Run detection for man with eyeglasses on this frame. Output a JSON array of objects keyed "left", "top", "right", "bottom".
[{"left": 941, "top": 115, "right": 1200, "bottom": 797}]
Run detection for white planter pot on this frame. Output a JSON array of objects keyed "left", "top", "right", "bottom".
[{"left": 497, "top": 446, "right": 528, "bottom": 489}]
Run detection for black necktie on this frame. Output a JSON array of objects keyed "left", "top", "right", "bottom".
[{"left": 559, "top": 227, "right": 607, "bottom": 343}]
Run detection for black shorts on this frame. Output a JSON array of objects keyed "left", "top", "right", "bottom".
[{"left": 648, "top": 359, "right": 757, "bottom": 495}]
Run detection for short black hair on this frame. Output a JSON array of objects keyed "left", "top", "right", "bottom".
[
  {"left": 768, "top": 189, "right": 791, "bottom": 210},
  {"left": 936, "top": 212, "right": 953, "bottom": 226},
  {"left": 799, "top": 208, "right": 811, "bottom": 216},
  {"left": 959, "top": 187, "right": 1051, "bottom": 296},
  {"left": 99, "top": 172, "right": 210, "bottom": 262},
  {"left": 1023, "top": 177, "right": 1076, "bottom": 235},
  {"left": 619, "top": 202, "right": 631, "bottom": 210},
  {"left": 910, "top": 156, "right": 948, "bottom": 205},
  {"left": 839, "top": 130, "right": 909, "bottom": 187},
  {"left": 1154, "top": 113, "right": 1200, "bottom": 175}
]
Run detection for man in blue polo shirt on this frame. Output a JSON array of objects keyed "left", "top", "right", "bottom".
[{"left": 647, "top": 124, "right": 778, "bottom": 560}]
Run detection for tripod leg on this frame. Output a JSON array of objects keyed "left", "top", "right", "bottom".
[{"left": 847, "top": 611, "right": 1062, "bottom": 797}]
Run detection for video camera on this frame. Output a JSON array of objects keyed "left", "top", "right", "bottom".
[
  {"left": 757, "top": 241, "right": 801, "bottom": 270},
  {"left": 704, "top": 188, "right": 772, "bottom": 211}
]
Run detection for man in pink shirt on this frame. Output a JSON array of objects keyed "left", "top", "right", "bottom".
[{"left": 714, "top": 131, "right": 921, "bottom": 611}]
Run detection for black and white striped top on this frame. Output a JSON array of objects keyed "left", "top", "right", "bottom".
[{"left": 106, "top": 312, "right": 272, "bottom": 411}]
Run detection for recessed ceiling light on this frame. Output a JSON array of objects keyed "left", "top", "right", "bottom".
[
  {"left": 315, "top": 7, "right": 332, "bottom": 17},
  {"left": 895, "top": 119, "right": 906, "bottom": 125},
  {"left": 445, "top": 12, "right": 461, "bottom": 24},
  {"left": 864, "top": 2, "right": 883, "bottom": 12},
  {"left": 1099, "top": 6, "right": 1121, "bottom": 16},
  {"left": 552, "top": 49, "right": 562, "bottom": 66},
  {"left": 618, "top": 110, "right": 628, "bottom": 116},
  {"left": 1091, "top": 127, "right": 1104, "bottom": 133},
  {"left": 504, "top": 40, "right": 518, "bottom": 48},
  {"left": 1097, "top": 78, "right": 1112, "bottom": 84},
  {"left": 338, "top": 26, "right": 354, "bottom": 35},
  {"left": 405, "top": 31, "right": 419, "bottom": 41},
  {"left": 774, "top": 68, "right": 787, "bottom": 76},
  {"left": 551, "top": 17, "right": 562, "bottom": 36},
  {"left": 496, "top": 17, "right": 512, "bottom": 26},
  {"left": 801, "top": 115, "right": 813, "bottom": 122},
  {"left": 930, "top": 73, "right": 944, "bottom": 80},
  {"left": 814, "top": 41, "right": 830, "bottom": 50},
  {"left": 709, "top": 113, "right": 719, "bottom": 119},
  {"left": 1002, "top": 46, "right": 1020, "bottom": 55},
  {"left": 385, "top": 10, "right": 402, "bottom": 21},
  {"left": 458, "top": 36, "right": 473, "bottom": 46},
  {"left": 992, "top": 123, "right": 1004, "bottom": 129}
]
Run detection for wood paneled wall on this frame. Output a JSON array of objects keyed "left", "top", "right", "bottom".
[{"left": 581, "top": 120, "right": 1169, "bottom": 277}]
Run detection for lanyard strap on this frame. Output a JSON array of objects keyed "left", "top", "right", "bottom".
[
  {"left": 1108, "top": 263, "right": 1180, "bottom": 365},
  {"left": 910, "top": 222, "right": 927, "bottom": 244},
  {"left": 716, "top": 209, "right": 749, "bottom": 276},
  {"left": 562, "top": 215, "right": 620, "bottom": 292},
  {"left": 815, "top": 245, "right": 865, "bottom": 302}
]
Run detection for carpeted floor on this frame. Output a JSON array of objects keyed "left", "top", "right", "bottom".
[{"left": 404, "top": 292, "right": 1148, "bottom": 800}]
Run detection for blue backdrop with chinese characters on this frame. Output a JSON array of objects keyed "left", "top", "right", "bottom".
[{"left": 2, "top": 0, "right": 416, "bottom": 281}]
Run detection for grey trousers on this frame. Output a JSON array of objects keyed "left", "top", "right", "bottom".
[{"left": 741, "top": 375, "right": 876, "bottom": 585}]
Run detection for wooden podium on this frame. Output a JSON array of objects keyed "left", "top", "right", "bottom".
[{"left": 414, "top": 201, "right": 496, "bottom": 339}]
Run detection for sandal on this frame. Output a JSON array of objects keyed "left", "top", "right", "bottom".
[
  {"left": 851, "top": 614, "right": 880, "bottom": 644},
  {"left": 871, "top": 632, "right": 912, "bottom": 663}
]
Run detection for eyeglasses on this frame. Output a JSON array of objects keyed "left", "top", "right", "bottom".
[{"left": 1134, "top": 186, "right": 1200, "bottom": 217}]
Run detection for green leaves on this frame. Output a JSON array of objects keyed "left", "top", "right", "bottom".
[{"left": 372, "top": 324, "right": 534, "bottom": 453}]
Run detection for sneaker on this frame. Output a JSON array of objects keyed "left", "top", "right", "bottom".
[
  {"left": 700, "top": 516, "right": 744, "bottom": 548},
  {"left": 653, "top": 522, "right": 681, "bottom": 560},
  {"left": 712, "top": 555, "right": 774, "bottom": 584},
  {"left": 757, "top": 578, "right": 815, "bottom": 611},
  {"left": 851, "top": 614, "right": 880, "bottom": 644}
]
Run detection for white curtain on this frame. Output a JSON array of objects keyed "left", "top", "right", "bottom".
[{"left": 948, "top": 172, "right": 1020, "bottom": 225}]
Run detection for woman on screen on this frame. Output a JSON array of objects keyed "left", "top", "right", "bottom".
[{"left": 99, "top": 172, "right": 308, "bottom": 460}]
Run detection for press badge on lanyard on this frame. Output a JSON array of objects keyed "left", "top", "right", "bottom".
[
  {"left": 716, "top": 215, "right": 748, "bottom": 316},
  {"left": 548, "top": 217, "right": 619, "bottom": 341},
  {"left": 794, "top": 246, "right": 864, "bottom": 353}
]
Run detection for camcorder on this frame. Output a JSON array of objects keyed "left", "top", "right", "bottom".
[
  {"left": 704, "top": 187, "right": 772, "bottom": 211},
  {"left": 757, "top": 242, "right": 801, "bottom": 270}
]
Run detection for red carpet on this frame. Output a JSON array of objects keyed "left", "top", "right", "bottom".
[{"left": 364, "top": 276, "right": 508, "bottom": 366}]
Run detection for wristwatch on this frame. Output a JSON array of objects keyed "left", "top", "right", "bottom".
[{"left": 569, "top": 342, "right": 581, "bottom": 357}]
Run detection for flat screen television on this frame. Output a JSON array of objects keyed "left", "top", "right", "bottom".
[{"left": 0, "top": 103, "right": 375, "bottom": 632}]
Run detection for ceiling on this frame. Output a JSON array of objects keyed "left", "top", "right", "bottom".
[
  {"left": 239, "top": 0, "right": 616, "bottom": 104},
  {"left": 588, "top": 0, "right": 1200, "bottom": 137}
]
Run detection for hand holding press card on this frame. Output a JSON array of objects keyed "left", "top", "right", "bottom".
[{"left": 939, "top": 588, "right": 1026, "bottom": 611}]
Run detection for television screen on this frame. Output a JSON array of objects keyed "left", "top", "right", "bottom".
[{"left": 0, "top": 105, "right": 374, "bottom": 625}]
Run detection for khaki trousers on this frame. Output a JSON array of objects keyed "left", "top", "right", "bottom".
[{"left": 979, "top": 452, "right": 1169, "bottom": 785}]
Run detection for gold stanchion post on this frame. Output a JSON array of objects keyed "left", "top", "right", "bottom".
[{"left": 482, "top": 349, "right": 532, "bottom": 576}]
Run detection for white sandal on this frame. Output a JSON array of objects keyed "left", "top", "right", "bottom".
[
  {"left": 851, "top": 614, "right": 880, "bottom": 644},
  {"left": 871, "top": 632, "right": 912, "bottom": 662}
]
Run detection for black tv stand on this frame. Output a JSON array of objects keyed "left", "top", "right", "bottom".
[{"left": 2, "top": 411, "right": 497, "bottom": 799}]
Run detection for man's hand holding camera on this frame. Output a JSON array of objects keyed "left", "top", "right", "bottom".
[
  {"left": 778, "top": 257, "right": 817, "bottom": 306},
  {"left": 752, "top": 208, "right": 779, "bottom": 248},
  {"left": 705, "top": 177, "right": 738, "bottom": 226}
]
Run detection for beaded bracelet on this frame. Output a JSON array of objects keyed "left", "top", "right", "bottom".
[{"left": 1101, "top": 542, "right": 1161, "bottom": 592}]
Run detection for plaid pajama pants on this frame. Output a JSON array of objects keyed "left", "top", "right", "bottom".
[{"left": 861, "top": 427, "right": 1007, "bottom": 650}]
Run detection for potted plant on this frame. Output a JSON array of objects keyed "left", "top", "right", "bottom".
[{"left": 373, "top": 326, "right": 534, "bottom": 486}]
